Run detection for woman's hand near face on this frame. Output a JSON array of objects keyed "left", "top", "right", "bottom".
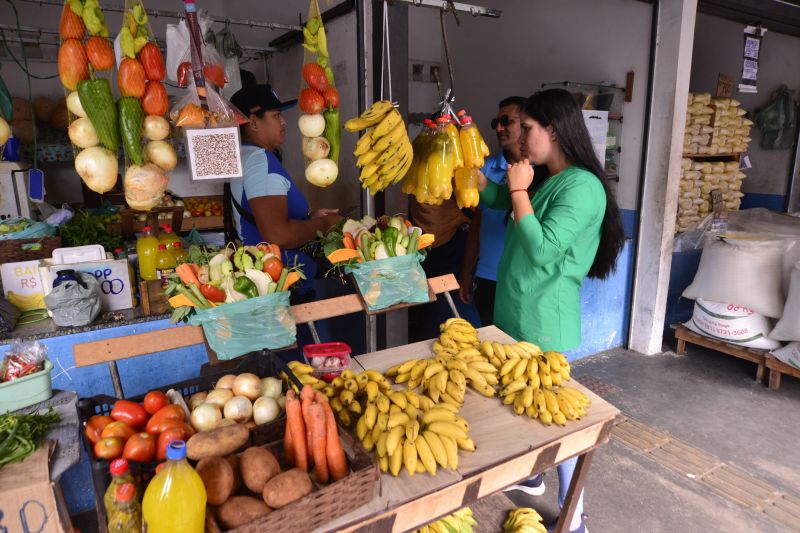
[
  {"left": 507, "top": 159, "right": 534, "bottom": 191},
  {"left": 310, "top": 208, "right": 340, "bottom": 219},
  {"left": 477, "top": 170, "right": 489, "bottom": 192}
]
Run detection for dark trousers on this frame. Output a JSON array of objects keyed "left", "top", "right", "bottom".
[{"left": 474, "top": 277, "right": 496, "bottom": 327}]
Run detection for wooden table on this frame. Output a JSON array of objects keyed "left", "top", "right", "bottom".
[{"left": 319, "top": 326, "right": 620, "bottom": 533}]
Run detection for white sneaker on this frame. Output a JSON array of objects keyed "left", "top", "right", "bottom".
[{"left": 503, "top": 474, "right": 545, "bottom": 496}]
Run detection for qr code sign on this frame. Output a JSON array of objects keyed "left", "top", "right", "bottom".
[{"left": 185, "top": 127, "right": 243, "bottom": 180}]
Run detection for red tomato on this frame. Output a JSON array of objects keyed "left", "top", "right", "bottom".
[
  {"left": 111, "top": 400, "right": 149, "bottom": 428},
  {"left": 123, "top": 432, "right": 156, "bottom": 463},
  {"left": 199, "top": 284, "right": 226, "bottom": 303},
  {"left": 177, "top": 62, "right": 191, "bottom": 87},
  {"left": 299, "top": 88, "right": 325, "bottom": 115},
  {"left": 322, "top": 87, "right": 340, "bottom": 109},
  {"left": 149, "top": 418, "right": 195, "bottom": 437},
  {"left": 118, "top": 58, "right": 146, "bottom": 98},
  {"left": 142, "top": 81, "right": 168, "bottom": 116},
  {"left": 146, "top": 404, "right": 185, "bottom": 435},
  {"left": 302, "top": 63, "right": 328, "bottom": 92},
  {"left": 143, "top": 391, "right": 169, "bottom": 416},
  {"left": 262, "top": 256, "right": 283, "bottom": 282},
  {"left": 94, "top": 437, "right": 124, "bottom": 460},
  {"left": 101, "top": 421, "right": 136, "bottom": 441},
  {"left": 138, "top": 42, "right": 165, "bottom": 82},
  {"left": 85, "top": 415, "right": 113, "bottom": 445},
  {"left": 156, "top": 428, "right": 186, "bottom": 460},
  {"left": 203, "top": 64, "right": 227, "bottom": 88}
]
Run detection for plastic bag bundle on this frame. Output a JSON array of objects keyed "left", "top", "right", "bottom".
[
  {"left": 44, "top": 271, "right": 101, "bottom": 326},
  {"left": 189, "top": 291, "right": 296, "bottom": 360},
  {"left": 346, "top": 253, "right": 429, "bottom": 311},
  {"left": 57, "top": 0, "right": 119, "bottom": 194},
  {"left": 297, "top": 0, "right": 342, "bottom": 188}
]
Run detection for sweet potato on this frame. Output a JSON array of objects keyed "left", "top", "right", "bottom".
[
  {"left": 196, "top": 456, "right": 234, "bottom": 505},
  {"left": 216, "top": 496, "right": 272, "bottom": 529},
  {"left": 186, "top": 423, "right": 249, "bottom": 460},
  {"left": 262, "top": 468, "right": 313, "bottom": 509},
  {"left": 240, "top": 446, "right": 281, "bottom": 493},
  {"left": 226, "top": 454, "right": 242, "bottom": 492}
]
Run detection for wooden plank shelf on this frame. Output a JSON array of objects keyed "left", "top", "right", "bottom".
[
  {"left": 672, "top": 324, "right": 767, "bottom": 383},
  {"left": 180, "top": 216, "right": 223, "bottom": 231},
  {"left": 682, "top": 152, "right": 742, "bottom": 159},
  {"left": 765, "top": 354, "right": 800, "bottom": 391}
]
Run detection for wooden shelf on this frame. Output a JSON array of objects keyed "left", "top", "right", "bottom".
[{"left": 180, "top": 216, "right": 223, "bottom": 231}]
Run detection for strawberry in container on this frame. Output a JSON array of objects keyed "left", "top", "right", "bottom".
[{"left": 303, "top": 342, "right": 351, "bottom": 382}]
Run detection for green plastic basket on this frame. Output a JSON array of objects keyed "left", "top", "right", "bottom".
[{"left": 0, "top": 359, "right": 54, "bottom": 413}]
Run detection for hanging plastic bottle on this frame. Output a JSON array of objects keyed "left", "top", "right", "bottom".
[
  {"left": 172, "top": 242, "right": 189, "bottom": 263},
  {"left": 136, "top": 226, "right": 160, "bottom": 281},
  {"left": 403, "top": 120, "right": 432, "bottom": 196},
  {"left": 444, "top": 116, "right": 464, "bottom": 169},
  {"left": 142, "top": 441, "right": 206, "bottom": 533},
  {"left": 104, "top": 458, "right": 136, "bottom": 516},
  {"left": 455, "top": 167, "right": 480, "bottom": 208},
  {"left": 107, "top": 483, "right": 141, "bottom": 533},
  {"left": 458, "top": 115, "right": 485, "bottom": 169},
  {"left": 415, "top": 121, "right": 437, "bottom": 203},
  {"left": 426, "top": 117, "right": 455, "bottom": 201}
]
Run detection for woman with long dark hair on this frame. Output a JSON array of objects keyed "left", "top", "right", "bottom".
[{"left": 480, "top": 88, "right": 624, "bottom": 532}]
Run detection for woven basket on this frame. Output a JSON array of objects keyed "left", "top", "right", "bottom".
[
  {"left": 0, "top": 236, "right": 62, "bottom": 264},
  {"left": 207, "top": 424, "right": 379, "bottom": 532}
]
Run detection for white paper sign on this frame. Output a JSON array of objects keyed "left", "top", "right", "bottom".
[
  {"left": 185, "top": 127, "right": 243, "bottom": 181},
  {"left": 1, "top": 260, "right": 45, "bottom": 309},
  {"left": 582, "top": 110, "right": 609, "bottom": 169},
  {"left": 39, "top": 259, "right": 134, "bottom": 311}
]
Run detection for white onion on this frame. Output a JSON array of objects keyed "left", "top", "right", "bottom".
[
  {"left": 302, "top": 136, "right": 331, "bottom": 161},
  {"left": 188, "top": 391, "right": 208, "bottom": 411},
  {"left": 66, "top": 91, "right": 87, "bottom": 118},
  {"left": 74, "top": 146, "right": 118, "bottom": 194},
  {"left": 145, "top": 140, "right": 177, "bottom": 171},
  {"left": 190, "top": 403, "right": 222, "bottom": 432},
  {"left": 216, "top": 375, "right": 236, "bottom": 390},
  {"left": 261, "top": 377, "right": 282, "bottom": 399},
  {"left": 223, "top": 395, "right": 253, "bottom": 423},
  {"left": 277, "top": 395, "right": 286, "bottom": 410},
  {"left": 253, "top": 396, "right": 280, "bottom": 425},
  {"left": 69, "top": 117, "right": 100, "bottom": 148},
  {"left": 233, "top": 373, "right": 263, "bottom": 401},
  {"left": 205, "top": 388, "right": 233, "bottom": 409},
  {"left": 143, "top": 115, "right": 170, "bottom": 141},
  {"left": 298, "top": 113, "right": 326, "bottom": 137}
]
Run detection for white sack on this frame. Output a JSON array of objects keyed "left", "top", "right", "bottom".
[{"left": 686, "top": 299, "right": 780, "bottom": 350}]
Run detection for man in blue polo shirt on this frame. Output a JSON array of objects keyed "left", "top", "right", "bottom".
[{"left": 459, "top": 96, "right": 527, "bottom": 325}]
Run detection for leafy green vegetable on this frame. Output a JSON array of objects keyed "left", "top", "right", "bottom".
[
  {"left": 59, "top": 210, "right": 123, "bottom": 251},
  {"left": 0, "top": 408, "right": 60, "bottom": 468}
]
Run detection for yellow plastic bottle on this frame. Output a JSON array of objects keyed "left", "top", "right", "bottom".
[
  {"left": 172, "top": 242, "right": 189, "bottom": 263},
  {"left": 155, "top": 244, "right": 176, "bottom": 287},
  {"left": 415, "top": 121, "right": 437, "bottom": 203},
  {"left": 104, "top": 458, "right": 136, "bottom": 517},
  {"left": 458, "top": 115, "right": 485, "bottom": 169},
  {"left": 158, "top": 224, "right": 181, "bottom": 246},
  {"left": 107, "top": 483, "right": 141, "bottom": 533},
  {"left": 142, "top": 441, "right": 206, "bottom": 533},
  {"left": 426, "top": 118, "right": 455, "bottom": 201},
  {"left": 444, "top": 117, "right": 465, "bottom": 169},
  {"left": 403, "top": 120, "right": 432, "bottom": 195},
  {"left": 455, "top": 167, "right": 480, "bottom": 208},
  {"left": 136, "top": 226, "right": 160, "bottom": 281}
]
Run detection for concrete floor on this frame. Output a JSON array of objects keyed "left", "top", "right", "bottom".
[{"left": 475, "top": 341, "right": 800, "bottom": 533}]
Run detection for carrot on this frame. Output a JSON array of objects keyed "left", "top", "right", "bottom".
[
  {"left": 175, "top": 263, "right": 201, "bottom": 287},
  {"left": 320, "top": 395, "right": 349, "bottom": 481},
  {"left": 270, "top": 244, "right": 281, "bottom": 258},
  {"left": 284, "top": 418, "right": 295, "bottom": 465},
  {"left": 343, "top": 232, "right": 356, "bottom": 250},
  {"left": 300, "top": 385, "right": 316, "bottom": 463},
  {"left": 283, "top": 271, "right": 302, "bottom": 291},
  {"left": 307, "top": 401, "right": 329, "bottom": 483},
  {"left": 403, "top": 219, "right": 413, "bottom": 229},
  {"left": 285, "top": 390, "right": 308, "bottom": 471}
]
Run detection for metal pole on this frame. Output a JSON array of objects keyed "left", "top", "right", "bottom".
[
  {"left": 107, "top": 361, "right": 125, "bottom": 399},
  {"left": 390, "top": 0, "right": 501, "bottom": 17}
]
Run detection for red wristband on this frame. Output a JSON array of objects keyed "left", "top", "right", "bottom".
[{"left": 510, "top": 188, "right": 528, "bottom": 194}]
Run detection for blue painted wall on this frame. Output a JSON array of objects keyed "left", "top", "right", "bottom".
[{"left": 741, "top": 193, "right": 786, "bottom": 212}]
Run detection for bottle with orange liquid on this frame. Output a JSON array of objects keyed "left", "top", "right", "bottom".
[
  {"left": 136, "top": 226, "right": 160, "bottom": 281},
  {"left": 142, "top": 441, "right": 206, "bottom": 533}
]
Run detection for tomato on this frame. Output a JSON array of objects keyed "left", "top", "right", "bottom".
[
  {"left": 146, "top": 404, "right": 185, "bottom": 435},
  {"left": 94, "top": 437, "right": 124, "bottom": 460},
  {"left": 156, "top": 428, "right": 186, "bottom": 460},
  {"left": 302, "top": 63, "right": 328, "bottom": 92},
  {"left": 149, "top": 418, "right": 194, "bottom": 437},
  {"left": 118, "top": 58, "right": 146, "bottom": 98},
  {"left": 57, "top": 39, "right": 89, "bottom": 91},
  {"left": 199, "top": 284, "right": 226, "bottom": 303},
  {"left": 177, "top": 62, "right": 191, "bottom": 87},
  {"left": 85, "top": 37, "right": 115, "bottom": 71},
  {"left": 203, "top": 65, "right": 227, "bottom": 88},
  {"left": 299, "top": 88, "right": 325, "bottom": 115},
  {"left": 85, "top": 415, "right": 113, "bottom": 445},
  {"left": 123, "top": 432, "right": 156, "bottom": 463},
  {"left": 263, "top": 256, "right": 283, "bottom": 282},
  {"left": 59, "top": 5, "right": 85, "bottom": 40},
  {"left": 111, "top": 400, "right": 149, "bottom": 428},
  {"left": 138, "top": 42, "right": 165, "bottom": 82},
  {"left": 101, "top": 421, "right": 136, "bottom": 441},
  {"left": 322, "top": 87, "right": 340, "bottom": 109},
  {"left": 155, "top": 461, "right": 166, "bottom": 474},
  {"left": 143, "top": 391, "right": 169, "bottom": 415},
  {"left": 142, "top": 81, "right": 168, "bottom": 116}
]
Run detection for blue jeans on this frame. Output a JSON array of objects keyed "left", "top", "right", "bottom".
[{"left": 557, "top": 457, "right": 585, "bottom": 528}]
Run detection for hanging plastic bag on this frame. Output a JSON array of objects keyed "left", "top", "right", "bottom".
[
  {"left": 346, "top": 254, "right": 429, "bottom": 311},
  {"left": 189, "top": 291, "right": 297, "bottom": 360},
  {"left": 207, "top": 22, "right": 244, "bottom": 99},
  {"left": 44, "top": 271, "right": 101, "bottom": 327},
  {"left": 755, "top": 85, "right": 798, "bottom": 150},
  {"left": 298, "top": 0, "right": 341, "bottom": 187}
]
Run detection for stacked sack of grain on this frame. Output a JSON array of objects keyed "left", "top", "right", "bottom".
[
  {"left": 677, "top": 158, "right": 704, "bottom": 232},
  {"left": 708, "top": 97, "right": 753, "bottom": 155},
  {"left": 676, "top": 159, "right": 747, "bottom": 232},
  {"left": 684, "top": 92, "right": 715, "bottom": 155}
]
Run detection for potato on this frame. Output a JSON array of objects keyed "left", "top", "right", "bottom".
[
  {"left": 196, "top": 456, "right": 234, "bottom": 505},
  {"left": 216, "top": 496, "right": 272, "bottom": 529},
  {"left": 186, "top": 423, "right": 249, "bottom": 460},
  {"left": 262, "top": 468, "right": 313, "bottom": 509},
  {"left": 226, "top": 454, "right": 242, "bottom": 492},
  {"left": 240, "top": 446, "right": 281, "bottom": 493}
]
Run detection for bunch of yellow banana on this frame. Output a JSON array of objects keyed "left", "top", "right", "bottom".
[
  {"left": 6, "top": 291, "right": 45, "bottom": 311},
  {"left": 347, "top": 100, "right": 414, "bottom": 194},
  {"left": 360, "top": 400, "right": 475, "bottom": 476},
  {"left": 434, "top": 318, "right": 480, "bottom": 354},
  {"left": 281, "top": 361, "right": 327, "bottom": 393},
  {"left": 504, "top": 507, "right": 546, "bottom": 533},
  {"left": 510, "top": 384, "right": 591, "bottom": 427},
  {"left": 489, "top": 345, "right": 570, "bottom": 390},
  {"left": 323, "top": 368, "right": 394, "bottom": 427},
  {"left": 416, "top": 507, "right": 476, "bottom": 533}
]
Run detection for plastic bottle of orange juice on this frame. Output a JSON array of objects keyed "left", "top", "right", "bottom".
[
  {"left": 403, "top": 120, "right": 432, "bottom": 196},
  {"left": 426, "top": 117, "right": 455, "bottom": 201},
  {"left": 172, "top": 242, "right": 189, "bottom": 263},
  {"left": 158, "top": 224, "right": 181, "bottom": 246},
  {"left": 136, "top": 226, "right": 160, "bottom": 281},
  {"left": 414, "top": 121, "right": 437, "bottom": 203},
  {"left": 455, "top": 167, "right": 480, "bottom": 208},
  {"left": 444, "top": 116, "right": 465, "bottom": 169},
  {"left": 458, "top": 115, "right": 485, "bottom": 169},
  {"left": 155, "top": 244, "right": 176, "bottom": 287},
  {"left": 142, "top": 441, "right": 206, "bottom": 533}
]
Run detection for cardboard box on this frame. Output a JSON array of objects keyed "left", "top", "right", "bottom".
[
  {"left": 0, "top": 260, "right": 46, "bottom": 309},
  {"left": 0, "top": 443, "right": 72, "bottom": 533},
  {"left": 39, "top": 258, "right": 134, "bottom": 312}
]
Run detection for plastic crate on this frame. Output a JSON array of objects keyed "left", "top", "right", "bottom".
[
  {"left": 77, "top": 350, "right": 297, "bottom": 531},
  {"left": 0, "top": 359, "right": 53, "bottom": 412}
]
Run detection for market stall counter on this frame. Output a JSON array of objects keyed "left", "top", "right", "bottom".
[{"left": 320, "top": 326, "right": 619, "bottom": 533}]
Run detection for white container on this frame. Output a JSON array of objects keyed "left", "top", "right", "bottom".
[
  {"left": 39, "top": 258, "right": 134, "bottom": 311},
  {"left": 51, "top": 245, "right": 106, "bottom": 265}
]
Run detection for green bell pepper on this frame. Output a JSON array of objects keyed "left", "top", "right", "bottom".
[
  {"left": 382, "top": 227, "right": 399, "bottom": 258},
  {"left": 233, "top": 276, "right": 259, "bottom": 299},
  {"left": 323, "top": 108, "right": 340, "bottom": 164}
]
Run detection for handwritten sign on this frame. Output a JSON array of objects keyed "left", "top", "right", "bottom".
[{"left": 39, "top": 259, "right": 134, "bottom": 311}]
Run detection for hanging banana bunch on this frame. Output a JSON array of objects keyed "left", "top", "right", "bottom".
[{"left": 346, "top": 100, "right": 414, "bottom": 195}]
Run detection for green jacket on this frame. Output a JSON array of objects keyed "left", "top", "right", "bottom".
[{"left": 480, "top": 166, "right": 606, "bottom": 351}]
